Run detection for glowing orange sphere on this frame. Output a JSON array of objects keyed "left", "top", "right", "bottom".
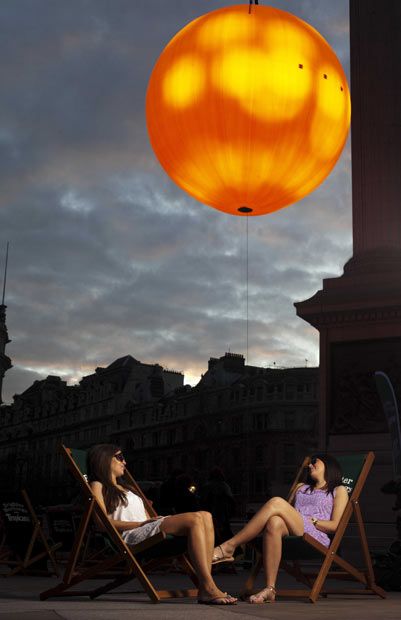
[{"left": 146, "top": 4, "right": 350, "bottom": 216}]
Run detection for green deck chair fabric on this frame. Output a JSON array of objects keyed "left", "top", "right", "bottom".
[{"left": 337, "top": 454, "right": 365, "bottom": 494}]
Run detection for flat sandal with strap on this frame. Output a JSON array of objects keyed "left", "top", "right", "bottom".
[{"left": 248, "top": 585, "right": 276, "bottom": 604}]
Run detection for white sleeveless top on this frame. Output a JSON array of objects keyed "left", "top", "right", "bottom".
[
  {"left": 111, "top": 490, "right": 166, "bottom": 546},
  {"left": 112, "top": 490, "right": 148, "bottom": 522}
]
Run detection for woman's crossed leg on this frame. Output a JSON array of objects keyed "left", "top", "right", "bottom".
[
  {"left": 213, "top": 497, "right": 304, "bottom": 603},
  {"left": 161, "top": 511, "right": 236, "bottom": 604}
]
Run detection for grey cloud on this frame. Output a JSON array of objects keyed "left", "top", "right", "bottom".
[
  {"left": 3, "top": 366, "right": 46, "bottom": 400},
  {"left": 1, "top": 0, "right": 350, "bottom": 402}
]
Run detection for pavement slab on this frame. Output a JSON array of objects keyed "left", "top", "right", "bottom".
[
  {"left": 0, "top": 614, "right": 64, "bottom": 620},
  {"left": 0, "top": 571, "right": 399, "bottom": 620}
]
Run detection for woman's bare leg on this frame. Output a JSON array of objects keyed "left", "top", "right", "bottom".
[
  {"left": 199, "top": 511, "right": 214, "bottom": 567},
  {"left": 248, "top": 515, "right": 290, "bottom": 604},
  {"left": 264, "top": 515, "right": 289, "bottom": 588},
  {"left": 161, "top": 512, "right": 235, "bottom": 601},
  {"left": 215, "top": 497, "right": 303, "bottom": 558}
]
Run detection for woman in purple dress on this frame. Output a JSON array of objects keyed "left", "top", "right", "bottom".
[{"left": 212, "top": 453, "right": 348, "bottom": 604}]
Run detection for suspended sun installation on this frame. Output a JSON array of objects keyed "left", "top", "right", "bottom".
[{"left": 146, "top": 3, "right": 350, "bottom": 217}]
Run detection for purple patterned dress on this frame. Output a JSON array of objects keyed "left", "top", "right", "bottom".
[{"left": 294, "top": 484, "right": 338, "bottom": 547}]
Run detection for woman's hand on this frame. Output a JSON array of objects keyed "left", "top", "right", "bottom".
[{"left": 142, "top": 517, "right": 160, "bottom": 524}]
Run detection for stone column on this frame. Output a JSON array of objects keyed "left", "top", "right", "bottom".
[
  {"left": 295, "top": 0, "right": 401, "bottom": 547},
  {"left": 351, "top": 0, "right": 401, "bottom": 255}
]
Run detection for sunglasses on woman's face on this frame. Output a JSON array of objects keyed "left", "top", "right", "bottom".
[
  {"left": 114, "top": 453, "right": 125, "bottom": 463},
  {"left": 310, "top": 457, "right": 317, "bottom": 465}
]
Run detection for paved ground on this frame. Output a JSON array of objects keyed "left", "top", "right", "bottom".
[{"left": 0, "top": 568, "right": 399, "bottom": 620}]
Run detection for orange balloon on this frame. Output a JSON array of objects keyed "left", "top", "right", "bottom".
[{"left": 146, "top": 4, "right": 350, "bottom": 216}]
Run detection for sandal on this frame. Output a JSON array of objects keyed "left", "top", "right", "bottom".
[
  {"left": 248, "top": 585, "right": 276, "bottom": 604},
  {"left": 212, "top": 544, "right": 235, "bottom": 565},
  {"left": 198, "top": 592, "right": 237, "bottom": 605}
]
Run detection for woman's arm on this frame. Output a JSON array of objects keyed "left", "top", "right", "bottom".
[
  {"left": 312, "top": 485, "right": 349, "bottom": 534},
  {"left": 90, "top": 481, "right": 157, "bottom": 532},
  {"left": 288, "top": 482, "right": 304, "bottom": 505}
]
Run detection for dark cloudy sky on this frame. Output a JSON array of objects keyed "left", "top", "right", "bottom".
[{"left": 0, "top": 0, "right": 351, "bottom": 403}]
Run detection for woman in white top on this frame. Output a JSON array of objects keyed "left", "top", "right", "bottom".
[{"left": 87, "top": 444, "right": 237, "bottom": 606}]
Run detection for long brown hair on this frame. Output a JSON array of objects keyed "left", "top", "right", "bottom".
[
  {"left": 86, "top": 443, "right": 134, "bottom": 514},
  {"left": 302, "top": 453, "right": 343, "bottom": 496}
]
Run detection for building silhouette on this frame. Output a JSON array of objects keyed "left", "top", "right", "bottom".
[
  {"left": 0, "top": 304, "right": 12, "bottom": 406},
  {"left": 0, "top": 352, "right": 318, "bottom": 510},
  {"left": 0, "top": 243, "right": 12, "bottom": 405}
]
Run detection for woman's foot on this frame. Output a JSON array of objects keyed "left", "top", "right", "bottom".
[
  {"left": 248, "top": 585, "right": 276, "bottom": 604},
  {"left": 212, "top": 542, "right": 236, "bottom": 564},
  {"left": 198, "top": 593, "right": 237, "bottom": 605},
  {"left": 198, "top": 588, "right": 237, "bottom": 605}
]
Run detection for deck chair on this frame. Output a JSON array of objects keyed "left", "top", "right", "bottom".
[
  {"left": 0, "top": 490, "right": 61, "bottom": 577},
  {"left": 40, "top": 445, "right": 198, "bottom": 603},
  {"left": 242, "top": 451, "right": 386, "bottom": 602},
  {"left": 45, "top": 506, "right": 77, "bottom": 555}
]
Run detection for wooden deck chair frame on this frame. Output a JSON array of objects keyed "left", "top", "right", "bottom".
[
  {"left": 0, "top": 490, "right": 61, "bottom": 577},
  {"left": 242, "top": 451, "right": 386, "bottom": 603},
  {"left": 40, "top": 445, "right": 198, "bottom": 603}
]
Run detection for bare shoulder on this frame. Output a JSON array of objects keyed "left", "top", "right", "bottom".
[
  {"left": 90, "top": 480, "right": 103, "bottom": 492},
  {"left": 289, "top": 482, "right": 304, "bottom": 501},
  {"left": 334, "top": 485, "right": 349, "bottom": 499}
]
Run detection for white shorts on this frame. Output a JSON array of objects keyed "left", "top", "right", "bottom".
[{"left": 122, "top": 516, "right": 167, "bottom": 546}]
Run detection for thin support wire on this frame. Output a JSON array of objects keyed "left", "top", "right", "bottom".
[
  {"left": 244, "top": 215, "right": 251, "bottom": 517},
  {"left": 248, "top": 0, "right": 259, "bottom": 14},
  {"left": 246, "top": 215, "right": 249, "bottom": 364}
]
